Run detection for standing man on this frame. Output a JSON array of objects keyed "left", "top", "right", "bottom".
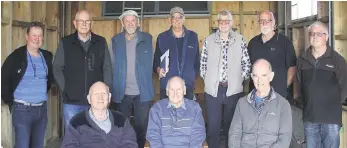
[
  {"left": 53, "top": 10, "right": 113, "bottom": 130},
  {"left": 1, "top": 22, "right": 53, "bottom": 148},
  {"left": 153, "top": 6, "right": 200, "bottom": 100},
  {"left": 296, "top": 21, "right": 347, "bottom": 148},
  {"left": 111, "top": 10, "right": 154, "bottom": 148},
  {"left": 200, "top": 10, "right": 251, "bottom": 148},
  {"left": 229, "top": 59, "right": 292, "bottom": 148},
  {"left": 248, "top": 10, "right": 297, "bottom": 98}
]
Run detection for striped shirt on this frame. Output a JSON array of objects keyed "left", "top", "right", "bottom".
[{"left": 14, "top": 51, "right": 48, "bottom": 103}]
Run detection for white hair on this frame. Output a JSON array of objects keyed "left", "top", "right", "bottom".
[
  {"left": 217, "top": 10, "right": 233, "bottom": 21},
  {"left": 308, "top": 21, "right": 329, "bottom": 35},
  {"left": 166, "top": 76, "right": 186, "bottom": 91}
]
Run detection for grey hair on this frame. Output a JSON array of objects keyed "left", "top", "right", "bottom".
[
  {"left": 166, "top": 76, "right": 186, "bottom": 90},
  {"left": 217, "top": 10, "right": 233, "bottom": 21},
  {"left": 258, "top": 10, "right": 276, "bottom": 28},
  {"left": 308, "top": 21, "right": 329, "bottom": 35}
]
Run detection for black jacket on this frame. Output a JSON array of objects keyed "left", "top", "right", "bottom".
[
  {"left": 296, "top": 46, "right": 347, "bottom": 125},
  {"left": 1, "top": 45, "right": 53, "bottom": 106}
]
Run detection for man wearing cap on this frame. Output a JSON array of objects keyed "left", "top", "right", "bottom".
[
  {"left": 153, "top": 6, "right": 200, "bottom": 100},
  {"left": 53, "top": 10, "right": 113, "bottom": 131},
  {"left": 110, "top": 10, "right": 154, "bottom": 148}
]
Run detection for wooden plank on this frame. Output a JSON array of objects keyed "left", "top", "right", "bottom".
[
  {"left": 2, "top": 1, "right": 12, "bottom": 22},
  {"left": 85, "top": 1, "right": 102, "bottom": 18},
  {"left": 148, "top": 18, "right": 170, "bottom": 49},
  {"left": 46, "top": 1, "right": 59, "bottom": 27},
  {"left": 31, "top": 1, "right": 46, "bottom": 23},
  {"left": 211, "top": 1, "right": 240, "bottom": 14},
  {"left": 46, "top": 30, "right": 58, "bottom": 53},
  {"left": 12, "top": 1, "right": 31, "bottom": 22},
  {"left": 210, "top": 15, "right": 240, "bottom": 32},
  {"left": 243, "top": 1, "right": 270, "bottom": 12},
  {"left": 184, "top": 18, "right": 210, "bottom": 50},
  {"left": 335, "top": 34, "right": 347, "bottom": 40},
  {"left": 242, "top": 15, "right": 260, "bottom": 42},
  {"left": 292, "top": 28, "right": 305, "bottom": 56},
  {"left": 91, "top": 20, "right": 117, "bottom": 46},
  {"left": 269, "top": 1, "right": 277, "bottom": 14},
  {"left": 11, "top": 26, "right": 27, "bottom": 51},
  {"left": 317, "top": 1, "right": 329, "bottom": 20}
]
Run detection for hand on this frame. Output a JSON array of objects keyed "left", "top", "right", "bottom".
[{"left": 157, "top": 68, "right": 167, "bottom": 79}]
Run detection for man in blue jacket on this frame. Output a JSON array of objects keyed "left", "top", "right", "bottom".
[
  {"left": 153, "top": 6, "right": 200, "bottom": 100},
  {"left": 62, "top": 82, "right": 138, "bottom": 148},
  {"left": 110, "top": 10, "right": 155, "bottom": 148},
  {"left": 147, "top": 76, "right": 206, "bottom": 148}
]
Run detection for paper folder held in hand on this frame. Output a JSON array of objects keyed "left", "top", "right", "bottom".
[{"left": 160, "top": 49, "right": 170, "bottom": 73}]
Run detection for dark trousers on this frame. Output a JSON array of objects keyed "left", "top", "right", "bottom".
[
  {"left": 12, "top": 102, "right": 47, "bottom": 148},
  {"left": 205, "top": 86, "right": 243, "bottom": 148},
  {"left": 160, "top": 88, "right": 194, "bottom": 100},
  {"left": 111, "top": 95, "right": 152, "bottom": 148}
]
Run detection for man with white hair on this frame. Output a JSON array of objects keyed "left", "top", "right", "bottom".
[
  {"left": 296, "top": 21, "right": 347, "bottom": 148},
  {"left": 229, "top": 59, "right": 292, "bottom": 148},
  {"left": 146, "top": 76, "right": 206, "bottom": 147},
  {"left": 61, "top": 82, "right": 138, "bottom": 148},
  {"left": 200, "top": 10, "right": 251, "bottom": 148},
  {"left": 248, "top": 10, "right": 297, "bottom": 98},
  {"left": 53, "top": 10, "right": 112, "bottom": 131},
  {"left": 153, "top": 6, "right": 200, "bottom": 100},
  {"left": 110, "top": 10, "right": 154, "bottom": 148}
]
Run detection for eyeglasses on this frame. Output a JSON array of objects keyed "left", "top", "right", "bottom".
[
  {"left": 171, "top": 15, "right": 184, "bottom": 20},
  {"left": 258, "top": 19, "right": 272, "bottom": 25},
  {"left": 218, "top": 20, "right": 232, "bottom": 25},
  {"left": 76, "top": 20, "right": 92, "bottom": 25},
  {"left": 27, "top": 51, "right": 47, "bottom": 79},
  {"left": 91, "top": 92, "right": 108, "bottom": 98},
  {"left": 309, "top": 32, "right": 327, "bottom": 37}
]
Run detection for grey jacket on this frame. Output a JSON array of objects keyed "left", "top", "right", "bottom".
[
  {"left": 228, "top": 89, "right": 292, "bottom": 148},
  {"left": 202, "top": 30, "right": 249, "bottom": 97}
]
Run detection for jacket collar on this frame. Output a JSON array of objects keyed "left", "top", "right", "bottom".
[
  {"left": 246, "top": 87, "right": 276, "bottom": 104},
  {"left": 119, "top": 29, "right": 145, "bottom": 44},
  {"left": 301, "top": 45, "right": 333, "bottom": 61},
  {"left": 72, "top": 31, "right": 100, "bottom": 44},
  {"left": 168, "top": 26, "right": 188, "bottom": 38},
  {"left": 214, "top": 30, "right": 236, "bottom": 44}
]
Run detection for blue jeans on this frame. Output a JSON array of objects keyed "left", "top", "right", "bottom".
[
  {"left": 115, "top": 95, "right": 152, "bottom": 148},
  {"left": 12, "top": 102, "right": 47, "bottom": 148},
  {"left": 304, "top": 121, "right": 341, "bottom": 148},
  {"left": 63, "top": 104, "right": 89, "bottom": 131}
]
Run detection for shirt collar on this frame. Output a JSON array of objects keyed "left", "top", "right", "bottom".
[
  {"left": 247, "top": 87, "right": 276, "bottom": 103},
  {"left": 167, "top": 99, "right": 187, "bottom": 110},
  {"left": 169, "top": 26, "right": 187, "bottom": 38},
  {"left": 78, "top": 32, "right": 91, "bottom": 43},
  {"left": 88, "top": 108, "right": 109, "bottom": 122}
]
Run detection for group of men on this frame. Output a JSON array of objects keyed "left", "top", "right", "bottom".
[{"left": 2, "top": 5, "right": 347, "bottom": 148}]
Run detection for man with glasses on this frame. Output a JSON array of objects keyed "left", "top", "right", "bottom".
[
  {"left": 146, "top": 76, "right": 206, "bottom": 147},
  {"left": 53, "top": 10, "right": 112, "bottom": 131},
  {"left": 200, "top": 10, "right": 251, "bottom": 148},
  {"left": 248, "top": 10, "right": 297, "bottom": 98},
  {"left": 1, "top": 22, "right": 53, "bottom": 148},
  {"left": 296, "top": 21, "right": 347, "bottom": 148},
  {"left": 153, "top": 6, "right": 200, "bottom": 100},
  {"left": 110, "top": 10, "right": 154, "bottom": 148}
]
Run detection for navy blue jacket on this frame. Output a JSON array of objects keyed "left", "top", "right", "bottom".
[
  {"left": 153, "top": 27, "right": 200, "bottom": 90},
  {"left": 111, "top": 31, "right": 155, "bottom": 103}
]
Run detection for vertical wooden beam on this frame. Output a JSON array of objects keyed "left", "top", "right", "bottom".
[{"left": 239, "top": 2, "right": 244, "bottom": 34}]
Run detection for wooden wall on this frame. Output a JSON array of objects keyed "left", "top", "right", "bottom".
[
  {"left": 1, "top": 1, "right": 60, "bottom": 147},
  {"left": 82, "top": 1, "right": 277, "bottom": 95}
]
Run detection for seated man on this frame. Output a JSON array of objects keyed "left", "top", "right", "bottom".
[
  {"left": 228, "top": 59, "right": 292, "bottom": 148},
  {"left": 61, "top": 82, "right": 137, "bottom": 148},
  {"left": 146, "top": 76, "right": 206, "bottom": 148}
]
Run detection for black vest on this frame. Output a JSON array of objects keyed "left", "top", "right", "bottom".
[{"left": 62, "top": 32, "right": 106, "bottom": 105}]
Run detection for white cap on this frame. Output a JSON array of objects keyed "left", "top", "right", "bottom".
[{"left": 119, "top": 10, "right": 139, "bottom": 20}]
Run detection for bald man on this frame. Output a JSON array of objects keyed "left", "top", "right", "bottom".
[
  {"left": 61, "top": 82, "right": 137, "bottom": 148},
  {"left": 229, "top": 59, "right": 292, "bottom": 148},
  {"left": 53, "top": 10, "right": 112, "bottom": 131},
  {"left": 146, "top": 76, "right": 206, "bottom": 147},
  {"left": 248, "top": 10, "right": 296, "bottom": 98}
]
